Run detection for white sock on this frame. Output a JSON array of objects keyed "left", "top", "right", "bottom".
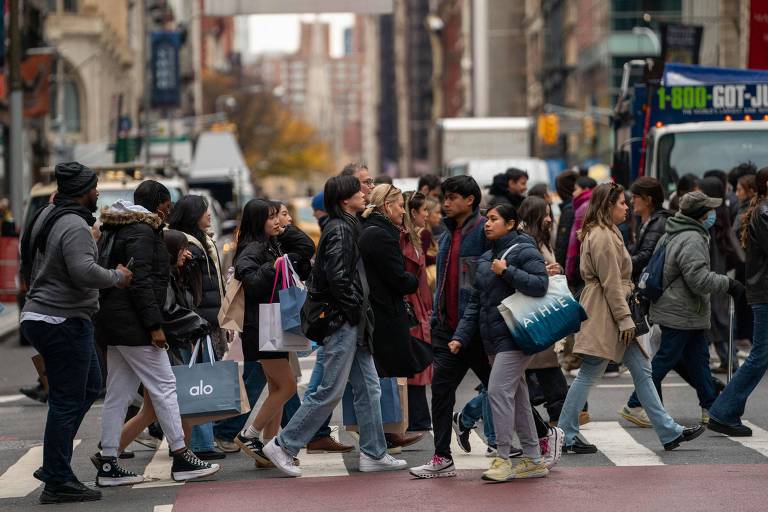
[{"left": 242, "top": 426, "right": 261, "bottom": 440}]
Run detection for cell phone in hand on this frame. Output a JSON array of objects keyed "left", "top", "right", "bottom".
[{"left": 126, "top": 257, "right": 135, "bottom": 271}]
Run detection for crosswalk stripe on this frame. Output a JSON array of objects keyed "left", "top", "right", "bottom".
[
  {"left": 450, "top": 429, "right": 490, "bottom": 470},
  {"left": 0, "top": 394, "right": 24, "bottom": 404},
  {"left": 153, "top": 505, "right": 174, "bottom": 512},
  {"left": 580, "top": 422, "right": 663, "bottom": 466},
  {"left": 0, "top": 440, "right": 81, "bottom": 499},
  {"left": 298, "top": 428, "right": 349, "bottom": 477},
  {"left": 133, "top": 439, "right": 183, "bottom": 489},
  {"left": 730, "top": 421, "right": 768, "bottom": 458}
]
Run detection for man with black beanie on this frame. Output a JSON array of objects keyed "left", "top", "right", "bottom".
[{"left": 20, "top": 162, "right": 133, "bottom": 504}]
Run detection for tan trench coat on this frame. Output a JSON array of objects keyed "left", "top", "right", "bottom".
[
  {"left": 527, "top": 243, "right": 560, "bottom": 370},
  {"left": 573, "top": 225, "right": 636, "bottom": 363}
]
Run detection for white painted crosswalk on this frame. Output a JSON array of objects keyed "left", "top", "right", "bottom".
[
  {"left": 580, "top": 422, "right": 663, "bottom": 466},
  {"left": 5, "top": 419, "right": 768, "bottom": 502},
  {"left": 0, "top": 440, "right": 80, "bottom": 499}
]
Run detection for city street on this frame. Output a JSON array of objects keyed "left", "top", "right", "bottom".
[{"left": 2, "top": 333, "right": 768, "bottom": 512}]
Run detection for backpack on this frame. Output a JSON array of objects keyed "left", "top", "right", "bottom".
[{"left": 637, "top": 237, "right": 670, "bottom": 302}]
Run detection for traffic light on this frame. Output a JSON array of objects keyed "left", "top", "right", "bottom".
[
  {"left": 537, "top": 114, "right": 559, "bottom": 145},
  {"left": 583, "top": 116, "right": 596, "bottom": 140}
]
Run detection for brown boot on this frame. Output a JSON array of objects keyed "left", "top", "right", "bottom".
[
  {"left": 385, "top": 432, "right": 424, "bottom": 449},
  {"left": 306, "top": 436, "right": 354, "bottom": 454}
]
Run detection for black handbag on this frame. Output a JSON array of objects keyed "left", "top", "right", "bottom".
[
  {"left": 301, "top": 294, "right": 332, "bottom": 342},
  {"left": 628, "top": 289, "right": 650, "bottom": 337}
]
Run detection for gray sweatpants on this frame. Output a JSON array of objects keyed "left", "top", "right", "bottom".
[
  {"left": 101, "top": 345, "right": 186, "bottom": 457},
  {"left": 487, "top": 350, "right": 541, "bottom": 460}
]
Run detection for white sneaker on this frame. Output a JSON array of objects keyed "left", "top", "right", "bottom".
[
  {"left": 409, "top": 455, "right": 456, "bottom": 479},
  {"left": 262, "top": 439, "right": 301, "bottom": 477},
  {"left": 542, "top": 427, "right": 564, "bottom": 470},
  {"left": 359, "top": 452, "right": 407, "bottom": 473}
]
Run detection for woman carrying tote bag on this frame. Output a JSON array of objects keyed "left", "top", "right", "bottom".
[
  {"left": 449, "top": 204, "right": 550, "bottom": 482},
  {"left": 557, "top": 183, "right": 703, "bottom": 454}
]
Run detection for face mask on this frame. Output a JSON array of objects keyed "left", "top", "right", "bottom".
[{"left": 702, "top": 210, "right": 716, "bottom": 230}]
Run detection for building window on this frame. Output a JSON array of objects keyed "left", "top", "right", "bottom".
[{"left": 49, "top": 77, "right": 82, "bottom": 133}]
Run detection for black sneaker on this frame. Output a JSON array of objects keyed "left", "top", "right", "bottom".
[
  {"left": 39, "top": 481, "right": 101, "bottom": 504},
  {"left": 564, "top": 434, "right": 598, "bottom": 454},
  {"left": 664, "top": 425, "right": 705, "bottom": 451},
  {"left": 20, "top": 383, "right": 48, "bottom": 404},
  {"left": 233, "top": 433, "right": 270, "bottom": 465},
  {"left": 90, "top": 453, "right": 144, "bottom": 487},
  {"left": 451, "top": 412, "right": 472, "bottom": 453},
  {"left": 171, "top": 449, "right": 220, "bottom": 482}
]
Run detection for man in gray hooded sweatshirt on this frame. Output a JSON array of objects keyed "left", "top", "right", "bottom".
[
  {"left": 20, "top": 162, "right": 132, "bottom": 504},
  {"left": 625, "top": 191, "right": 744, "bottom": 425}
]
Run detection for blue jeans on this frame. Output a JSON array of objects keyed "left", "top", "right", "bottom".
[
  {"left": 460, "top": 387, "right": 496, "bottom": 446},
  {"left": 304, "top": 346, "right": 332, "bottom": 441},
  {"left": 627, "top": 327, "right": 716, "bottom": 410},
  {"left": 213, "top": 361, "right": 304, "bottom": 440},
  {"left": 558, "top": 342, "right": 683, "bottom": 446},
  {"left": 277, "top": 323, "right": 386, "bottom": 459},
  {"left": 22, "top": 319, "right": 102, "bottom": 484},
  {"left": 710, "top": 304, "right": 768, "bottom": 426}
]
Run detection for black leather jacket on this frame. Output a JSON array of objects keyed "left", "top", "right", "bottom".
[
  {"left": 309, "top": 213, "right": 366, "bottom": 327},
  {"left": 746, "top": 203, "right": 768, "bottom": 305}
]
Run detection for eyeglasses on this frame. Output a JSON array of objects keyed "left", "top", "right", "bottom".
[{"left": 361, "top": 178, "right": 375, "bottom": 186}]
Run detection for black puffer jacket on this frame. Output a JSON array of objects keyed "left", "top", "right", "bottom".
[
  {"left": 358, "top": 213, "right": 419, "bottom": 375},
  {"left": 183, "top": 235, "right": 224, "bottom": 325},
  {"left": 308, "top": 213, "right": 366, "bottom": 329},
  {"left": 234, "top": 239, "right": 282, "bottom": 332},
  {"left": 278, "top": 224, "right": 316, "bottom": 279},
  {"left": 453, "top": 230, "right": 548, "bottom": 355},
  {"left": 96, "top": 208, "right": 169, "bottom": 347},
  {"left": 554, "top": 200, "right": 573, "bottom": 268},
  {"left": 746, "top": 203, "right": 768, "bottom": 305},
  {"left": 630, "top": 209, "right": 672, "bottom": 284}
]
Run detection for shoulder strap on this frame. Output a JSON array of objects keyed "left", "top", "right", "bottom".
[{"left": 500, "top": 243, "right": 520, "bottom": 261}]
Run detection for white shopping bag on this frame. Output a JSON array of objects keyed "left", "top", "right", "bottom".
[{"left": 258, "top": 303, "right": 312, "bottom": 352}]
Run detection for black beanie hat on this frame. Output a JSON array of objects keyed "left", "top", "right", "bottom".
[{"left": 55, "top": 161, "right": 97, "bottom": 197}]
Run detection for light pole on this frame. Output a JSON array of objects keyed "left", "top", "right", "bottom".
[{"left": 8, "top": 0, "right": 24, "bottom": 223}]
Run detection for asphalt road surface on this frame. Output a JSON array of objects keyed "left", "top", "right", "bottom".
[{"left": 1, "top": 333, "right": 767, "bottom": 512}]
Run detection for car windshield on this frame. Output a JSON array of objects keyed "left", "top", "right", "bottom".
[{"left": 657, "top": 130, "right": 768, "bottom": 195}]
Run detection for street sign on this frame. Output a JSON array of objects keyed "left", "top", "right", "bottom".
[{"left": 150, "top": 31, "right": 181, "bottom": 108}]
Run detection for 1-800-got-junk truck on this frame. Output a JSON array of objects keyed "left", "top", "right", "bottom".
[{"left": 612, "top": 62, "right": 768, "bottom": 192}]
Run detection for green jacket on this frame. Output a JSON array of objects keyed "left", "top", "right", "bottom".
[{"left": 648, "top": 212, "right": 730, "bottom": 330}]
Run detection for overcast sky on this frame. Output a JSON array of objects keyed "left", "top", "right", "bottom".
[{"left": 248, "top": 14, "right": 355, "bottom": 57}]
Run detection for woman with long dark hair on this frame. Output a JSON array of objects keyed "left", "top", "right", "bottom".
[
  {"left": 709, "top": 168, "right": 768, "bottom": 436},
  {"left": 231, "top": 199, "right": 297, "bottom": 466},
  {"left": 558, "top": 183, "right": 703, "bottom": 453},
  {"left": 450, "top": 203, "right": 550, "bottom": 481},
  {"left": 168, "top": 195, "right": 227, "bottom": 460},
  {"left": 518, "top": 196, "right": 569, "bottom": 429}
]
